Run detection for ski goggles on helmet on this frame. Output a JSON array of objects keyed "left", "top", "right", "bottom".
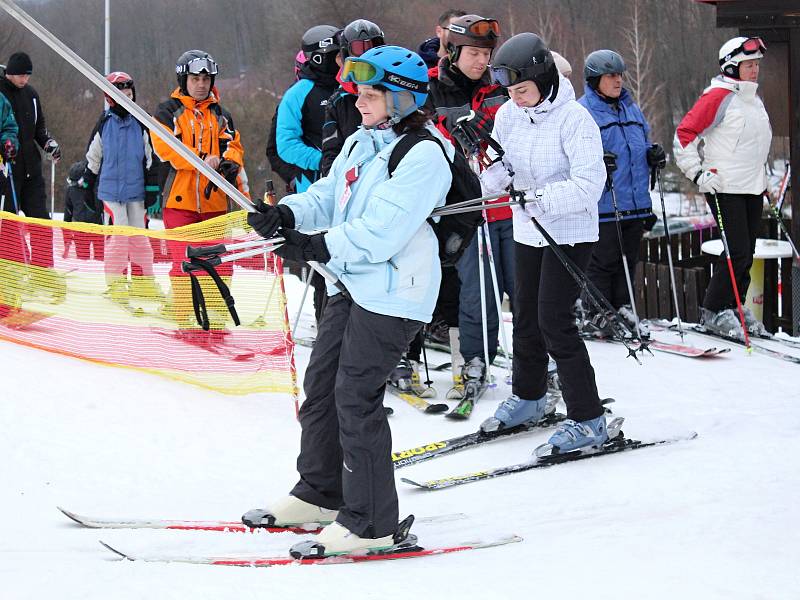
[
  {"left": 341, "top": 57, "right": 426, "bottom": 93},
  {"left": 448, "top": 19, "right": 500, "bottom": 38},
  {"left": 112, "top": 80, "right": 134, "bottom": 90},
  {"left": 348, "top": 37, "right": 385, "bottom": 58},
  {"left": 489, "top": 61, "right": 550, "bottom": 87},
  {"left": 721, "top": 37, "right": 766, "bottom": 65},
  {"left": 183, "top": 57, "right": 218, "bottom": 76}
]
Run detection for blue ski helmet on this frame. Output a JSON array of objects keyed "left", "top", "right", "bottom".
[{"left": 342, "top": 45, "right": 429, "bottom": 123}]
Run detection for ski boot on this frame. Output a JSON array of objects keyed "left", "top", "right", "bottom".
[
  {"left": 424, "top": 318, "right": 450, "bottom": 350},
  {"left": 618, "top": 304, "right": 650, "bottom": 339},
  {"left": 537, "top": 414, "right": 608, "bottom": 456},
  {"left": 242, "top": 495, "right": 338, "bottom": 529},
  {"left": 447, "top": 357, "right": 488, "bottom": 420},
  {"left": 701, "top": 307, "right": 745, "bottom": 340},
  {"left": 289, "top": 515, "right": 416, "bottom": 559},
  {"left": 129, "top": 275, "right": 166, "bottom": 302},
  {"left": 742, "top": 306, "right": 768, "bottom": 337},
  {"left": 104, "top": 277, "right": 131, "bottom": 305},
  {"left": 480, "top": 393, "right": 548, "bottom": 433},
  {"left": 546, "top": 358, "right": 561, "bottom": 396},
  {"left": 388, "top": 356, "right": 435, "bottom": 398},
  {"left": 28, "top": 267, "right": 67, "bottom": 305}
]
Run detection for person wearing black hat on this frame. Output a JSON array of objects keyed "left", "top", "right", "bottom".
[{"left": 0, "top": 51, "right": 65, "bottom": 303}]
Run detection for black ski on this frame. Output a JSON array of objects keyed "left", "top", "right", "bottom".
[
  {"left": 392, "top": 398, "right": 614, "bottom": 469},
  {"left": 445, "top": 380, "right": 488, "bottom": 420},
  {"left": 401, "top": 419, "right": 697, "bottom": 490}
]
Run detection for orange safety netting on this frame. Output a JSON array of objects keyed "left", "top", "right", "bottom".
[{"left": 0, "top": 210, "right": 296, "bottom": 396}]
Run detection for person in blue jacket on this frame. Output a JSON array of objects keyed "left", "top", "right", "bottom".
[
  {"left": 244, "top": 46, "right": 451, "bottom": 558},
  {"left": 578, "top": 49, "right": 665, "bottom": 331},
  {"left": 275, "top": 25, "right": 341, "bottom": 194}
]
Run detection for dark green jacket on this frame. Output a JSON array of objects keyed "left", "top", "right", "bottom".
[{"left": 0, "top": 91, "right": 19, "bottom": 152}]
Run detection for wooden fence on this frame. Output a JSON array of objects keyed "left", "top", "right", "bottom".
[{"left": 635, "top": 217, "right": 794, "bottom": 332}]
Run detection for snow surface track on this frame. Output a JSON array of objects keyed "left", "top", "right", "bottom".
[{"left": 2, "top": 274, "right": 799, "bottom": 599}]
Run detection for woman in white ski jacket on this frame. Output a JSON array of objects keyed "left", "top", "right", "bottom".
[
  {"left": 674, "top": 36, "right": 771, "bottom": 336},
  {"left": 479, "top": 33, "right": 609, "bottom": 454}
]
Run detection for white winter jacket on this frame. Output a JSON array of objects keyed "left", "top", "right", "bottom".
[
  {"left": 482, "top": 75, "right": 605, "bottom": 247},
  {"left": 673, "top": 75, "right": 771, "bottom": 195}
]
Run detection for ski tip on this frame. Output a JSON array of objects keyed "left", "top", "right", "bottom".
[
  {"left": 57, "top": 506, "right": 91, "bottom": 527},
  {"left": 399, "top": 477, "right": 425, "bottom": 488},
  {"left": 99, "top": 540, "right": 133, "bottom": 561},
  {"left": 425, "top": 403, "right": 449, "bottom": 414}
]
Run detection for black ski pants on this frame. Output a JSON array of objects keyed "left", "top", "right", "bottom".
[
  {"left": 512, "top": 241, "right": 603, "bottom": 422},
  {"left": 703, "top": 193, "right": 762, "bottom": 312},
  {"left": 585, "top": 218, "right": 645, "bottom": 309},
  {"left": 291, "top": 293, "right": 422, "bottom": 538}
]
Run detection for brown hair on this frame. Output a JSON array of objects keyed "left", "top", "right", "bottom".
[{"left": 393, "top": 108, "right": 434, "bottom": 135}]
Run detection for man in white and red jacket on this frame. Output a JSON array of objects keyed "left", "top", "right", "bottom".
[{"left": 673, "top": 36, "right": 772, "bottom": 338}]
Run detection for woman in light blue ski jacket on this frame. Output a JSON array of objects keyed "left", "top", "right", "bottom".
[
  {"left": 281, "top": 122, "right": 451, "bottom": 322},
  {"left": 244, "top": 46, "right": 452, "bottom": 554}
]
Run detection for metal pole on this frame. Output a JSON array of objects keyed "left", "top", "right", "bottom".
[
  {"left": 104, "top": 0, "right": 110, "bottom": 75},
  {"left": 655, "top": 169, "right": 685, "bottom": 341},
  {"left": 481, "top": 219, "right": 512, "bottom": 384},
  {"left": 476, "top": 222, "right": 492, "bottom": 385},
  {"left": 50, "top": 160, "right": 55, "bottom": 217}
]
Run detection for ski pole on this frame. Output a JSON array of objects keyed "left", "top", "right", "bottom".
[
  {"left": 655, "top": 168, "right": 685, "bottom": 341},
  {"left": 604, "top": 152, "right": 644, "bottom": 344},
  {"left": 712, "top": 190, "right": 751, "bottom": 351},
  {"left": 291, "top": 271, "right": 313, "bottom": 337},
  {"left": 476, "top": 220, "right": 492, "bottom": 386},
  {"left": 480, "top": 218, "right": 513, "bottom": 384},
  {"left": 770, "top": 165, "right": 799, "bottom": 261},
  {"left": 50, "top": 160, "right": 55, "bottom": 217}
]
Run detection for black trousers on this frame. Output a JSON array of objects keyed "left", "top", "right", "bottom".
[
  {"left": 585, "top": 219, "right": 645, "bottom": 309},
  {"left": 512, "top": 241, "right": 603, "bottom": 422},
  {"left": 432, "top": 265, "right": 460, "bottom": 327},
  {"left": 703, "top": 193, "right": 762, "bottom": 312},
  {"left": 291, "top": 294, "right": 422, "bottom": 538}
]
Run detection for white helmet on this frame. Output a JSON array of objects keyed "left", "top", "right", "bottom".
[{"left": 719, "top": 36, "right": 765, "bottom": 78}]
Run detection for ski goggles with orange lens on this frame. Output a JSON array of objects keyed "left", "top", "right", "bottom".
[
  {"left": 348, "top": 37, "right": 384, "bottom": 58},
  {"left": 341, "top": 57, "right": 425, "bottom": 92},
  {"left": 448, "top": 19, "right": 500, "bottom": 38}
]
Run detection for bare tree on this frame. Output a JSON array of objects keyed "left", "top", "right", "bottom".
[{"left": 622, "top": 0, "right": 664, "bottom": 134}]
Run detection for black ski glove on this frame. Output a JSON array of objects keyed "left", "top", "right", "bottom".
[
  {"left": 603, "top": 151, "right": 618, "bottom": 172},
  {"left": 273, "top": 228, "right": 331, "bottom": 264},
  {"left": 218, "top": 159, "right": 240, "bottom": 185},
  {"left": 646, "top": 144, "right": 666, "bottom": 170},
  {"left": 247, "top": 200, "right": 295, "bottom": 240}
]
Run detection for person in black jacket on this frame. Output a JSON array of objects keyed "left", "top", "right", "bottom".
[
  {"left": 0, "top": 52, "right": 64, "bottom": 302},
  {"left": 63, "top": 159, "right": 104, "bottom": 261},
  {"left": 319, "top": 19, "right": 385, "bottom": 176}
]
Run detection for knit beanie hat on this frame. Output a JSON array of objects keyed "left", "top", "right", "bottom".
[{"left": 6, "top": 52, "right": 33, "bottom": 75}]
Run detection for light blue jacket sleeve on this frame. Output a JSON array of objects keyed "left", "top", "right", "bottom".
[
  {"left": 276, "top": 79, "right": 322, "bottom": 171},
  {"left": 324, "top": 140, "right": 451, "bottom": 264},
  {"left": 279, "top": 137, "right": 354, "bottom": 230}
]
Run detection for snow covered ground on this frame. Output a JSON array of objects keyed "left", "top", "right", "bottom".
[{"left": 2, "top": 274, "right": 800, "bottom": 599}]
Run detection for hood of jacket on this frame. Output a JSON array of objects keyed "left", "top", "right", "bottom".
[{"left": 509, "top": 73, "right": 574, "bottom": 123}]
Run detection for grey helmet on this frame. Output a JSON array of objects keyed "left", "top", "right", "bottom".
[
  {"left": 340, "top": 19, "right": 385, "bottom": 60},
  {"left": 583, "top": 49, "right": 626, "bottom": 80}
]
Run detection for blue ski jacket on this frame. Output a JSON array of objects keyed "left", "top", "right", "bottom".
[{"left": 578, "top": 86, "right": 653, "bottom": 222}]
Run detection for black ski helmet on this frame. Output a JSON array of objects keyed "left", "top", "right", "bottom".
[
  {"left": 490, "top": 33, "right": 558, "bottom": 101},
  {"left": 340, "top": 19, "right": 385, "bottom": 60},
  {"left": 175, "top": 50, "right": 218, "bottom": 95},
  {"left": 302, "top": 25, "right": 341, "bottom": 65}
]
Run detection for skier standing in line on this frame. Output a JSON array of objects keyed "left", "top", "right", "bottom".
[
  {"left": 273, "top": 25, "right": 341, "bottom": 323},
  {"left": 424, "top": 14, "right": 512, "bottom": 407},
  {"left": 151, "top": 50, "right": 248, "bottom": 334},
  {"left": 417, "top": 9, "right": 466, "bottom": 68},
  {"left": 479, "top": 33, "right": 611, "bottom": 453},
  {"left": 244, "top": 46, "right": 451, "bottom": 556},
  {"left": 319, "top": 19, "right": 386, "bottom": 176},
  {"left": 0, "top": 52, "right": 64, "bottom": 303},
  {"left": 578, "top": 49, "right": 664, "bottom": 336},
  {"left": 83, "top": 72, "right": 162, "bottom": 305},
  {"left": 673, "top": 37, "right": 771, "bottom": 339}
]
